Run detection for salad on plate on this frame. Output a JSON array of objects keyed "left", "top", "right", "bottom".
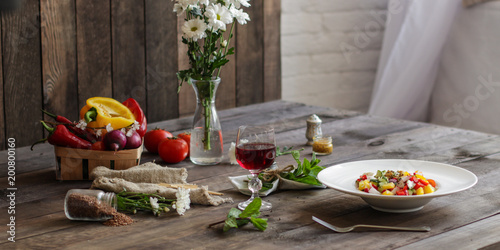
[{"left": 356, "top": 170, "right": 437, "bottom": 196}]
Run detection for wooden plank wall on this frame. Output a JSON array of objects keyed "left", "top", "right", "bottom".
[{"left": 0, "top": 0, "right": 281, "bottom": 150}]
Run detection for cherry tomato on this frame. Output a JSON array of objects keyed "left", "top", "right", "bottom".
[
  {"left": 158, "top": 137, "right": 188, "bottom": 163},
  {"left": 91, "top": 141, "right": 106, "bottom": 151},
  {"left": 178, "top": 132, "right": 191, "bottom": 157},
  {"left": 144, "top": 129, "right": 173, "bottom": 153}
]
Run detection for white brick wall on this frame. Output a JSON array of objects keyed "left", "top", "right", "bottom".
[{"left": 281, "top": 0, "right": 388, "bottom": 112}]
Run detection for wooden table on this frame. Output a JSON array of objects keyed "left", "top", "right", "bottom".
[{"left": 2, "top": 100, "right": 500, "bottom": 249}]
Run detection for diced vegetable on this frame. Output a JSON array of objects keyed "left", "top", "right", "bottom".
[
  {"left": 416, "top": 187, "right": 424, "bottom": 195},
  {"left": 355, "top": 170, "right": 437, "bottom": 196},
  {"left": 382, "top": 190, "right": 393, "bottom": 195},
  {"left": 424, "top": 184, "right": 435, "bottom": 194}
]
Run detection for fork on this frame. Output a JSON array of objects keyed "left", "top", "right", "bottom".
[{"left": 312, "top": 216, "right": 431, "bottom": 233}]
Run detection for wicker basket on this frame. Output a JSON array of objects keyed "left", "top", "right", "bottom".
[{"left": 54, "top": 145, "right": 143, "bottom": 180}]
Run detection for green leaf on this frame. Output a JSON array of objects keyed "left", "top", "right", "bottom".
[
  {"left": 227, "top": 208, "right": 242, "bottom": 219},
  {"left": 250, "top": 217, "right": 268, "bottom": 231},
  {"left": 239, "top": 198, "right": 261, "bottom": 218}
]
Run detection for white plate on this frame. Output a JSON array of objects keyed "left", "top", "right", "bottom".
[
  {"left": 228, "top": 175, "right": 279, "bottom": 196},
  {"left": 318, "top": 159, "right": 478, "bottom": 213}
]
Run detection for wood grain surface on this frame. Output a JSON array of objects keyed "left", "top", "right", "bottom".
[
  {"left": 111, "top": 0, "right": 146, "bottom": 110},
  {"left": 1, "top": 0, "right": 43, "bottom": 148},
  {"left": 0, "top": 1, "right": 277, "bottom": 150},
  {"left": 40, "top": 0, "right": 78, "bottom": 122},
  {"left": 1, "top": 101, "right": 499, "bottom": 249}
]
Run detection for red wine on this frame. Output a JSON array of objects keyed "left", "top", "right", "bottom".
[{"left": 236, "top": 143, "right": 276, "bottom": 171}]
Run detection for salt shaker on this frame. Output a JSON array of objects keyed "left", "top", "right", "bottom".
[
  {"left": 64, "top": 189, "right": 117, "bottom": 221},
  {"left": 306, "top": 114, "right": 322, "bottom": 145}
]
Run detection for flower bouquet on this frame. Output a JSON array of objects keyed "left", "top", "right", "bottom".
[{"left": 174, "top": 0, "right": 250, "bottom": 165}]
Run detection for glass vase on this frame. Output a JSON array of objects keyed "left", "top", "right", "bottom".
[{"left": 190, "top": 77, "right": 223, "bottom": 165}]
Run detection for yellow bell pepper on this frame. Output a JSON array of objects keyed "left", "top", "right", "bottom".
[
  {"left": 80, "top": 97, "right": 136, "bottom": 130},
  {"left": 382, "top": 190, "right": 393, "bottom": 195},
  {"left": 358, "top": 180, "right": 370, "bottom": 191},
  {"left": 424, "top": 184, "right": 435, "bottom": 194},
  {"left": 381, "top": 182, "right": 395, "bottom": 191}
]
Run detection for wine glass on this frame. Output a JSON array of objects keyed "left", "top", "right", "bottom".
[{"left": 235, "top": 125, "right": 276, "bottom": 211}]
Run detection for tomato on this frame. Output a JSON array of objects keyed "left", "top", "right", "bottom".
[
  {"left": 178, "top": 132, "right": 191, "bottom": 157},
  {"left": 91, "top": 141, "right": 106, "bottom": 151},
  {"left": 144, "top": 129, "right": 173, "bottom": 153},
  {"left": 158, "top": 137, "right": 188, "bottom": 163}
]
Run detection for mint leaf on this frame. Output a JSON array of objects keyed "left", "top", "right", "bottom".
[
  {"left": 250, "top": 217, "right": 268, "bottom": 231},
  {"left": 219, "top": 198, "right": 268, "bottom": 232},
  {"left": 227, "top": 207, "right": 242, "bottom": 219},
  {"left": 239, "top": 198, "right": 261, "bottom": 218}
]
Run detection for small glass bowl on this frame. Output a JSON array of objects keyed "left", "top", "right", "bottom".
[{"left": 312, "top": 135, "right": 333, "bottom": 155}]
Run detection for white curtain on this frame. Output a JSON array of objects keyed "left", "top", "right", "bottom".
[{"left": 369, "top": 0, "right": 461, "bottom": 121}]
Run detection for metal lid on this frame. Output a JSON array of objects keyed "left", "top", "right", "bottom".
[{"left": 307, "top": 114, "right": 322, "bottom": 124}]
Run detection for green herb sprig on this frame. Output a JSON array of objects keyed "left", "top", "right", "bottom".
[
  {"left": 280, "top": 151, "right": 325, "bottom": 186},
  {"left": 276, "top": 146, "right": 304, "bottom": 157},
  {"left": 116, "top": 190, "right": 176, "bottom": 216},
  {"left": 209, "top": 197, "right": 268, "bottom": 232}
]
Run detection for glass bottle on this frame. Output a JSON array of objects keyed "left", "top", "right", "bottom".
[{"left": 64, "top": 189, "right": 117, "bottom": 221}]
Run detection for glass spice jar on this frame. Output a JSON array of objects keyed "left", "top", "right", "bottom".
[
  {"left": 64, "top": 189, "right": 117, "bottom": 221},
  {"left": 312, "top": 135, "right": 333, "bottom": 155}
]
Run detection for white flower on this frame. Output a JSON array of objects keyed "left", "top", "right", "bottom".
[
  {"left": 172, "top": 188, "right": 191, "bottom": 216},
  {"left": 126, "top": 121, "right": 140, "bottom": 137},
  {"left": 173, "top": 3, "right": 185, "bottom": 15},
  {"left": 75, "top": 119, "right": 87, "bottom": 130},
  {"left": 106, "top": 123, "right": 114, "bottom": 132},
  {"left": 199, "top": 0, "right": 209, "bottom": 5},
  {"left": 231, "top": 0, "right": 250, "bottom": 9},
  {"left": 205, "top": 4, "right": 232, "bottom": 31},
  {"left": 178, "top": 0, "right": 199, "bottom": 7},
  {"left": 221, "top": 40, "right": 228, "bottom": 48},
  {"left": 230, "top": 7, "right": 250, "bottom": 25},
  {"left": 228, "top": 142, "right": 238, "bottom": 164},
  {"left": 182, "top": 18, "right": 208, "bottom": 41},
  {"left": 150, "top": 197, "right": 160, "bottom": 215}
]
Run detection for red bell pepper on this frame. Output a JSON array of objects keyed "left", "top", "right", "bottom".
[
  {"left": 122, "top": 98, "right": 147, "bottom": 137},
  {"left": 41, "top": 121, "right": 92, "bottom": 149}
]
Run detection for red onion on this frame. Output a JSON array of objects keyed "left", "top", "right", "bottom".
[
  {"left": 104, "top": 130, "right": 127, "bottom": 151},
  {"left": 125, "top": 131, "right": 142, "bottom": 149}
]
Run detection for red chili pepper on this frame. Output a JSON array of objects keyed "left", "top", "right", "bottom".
[
  {"left": 42, "top": 109, "right": 97, "bottom": 143},
  {"left": 122, "top": 98, "right": 147, "bottom": 137},
  {"left": 42, "top": 109, "right": 73, "bottom": 124},
  {"left": 41, "top": 121, "right": 92, "bottom": 149}
]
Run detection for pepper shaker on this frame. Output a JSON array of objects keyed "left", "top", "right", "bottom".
[{"left": 306, "top": 114, "right": 322, "bottom": 145}]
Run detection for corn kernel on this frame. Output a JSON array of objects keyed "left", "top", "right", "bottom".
[{"left": 416, "top": 187, "right": 424, "bottom": 195}]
